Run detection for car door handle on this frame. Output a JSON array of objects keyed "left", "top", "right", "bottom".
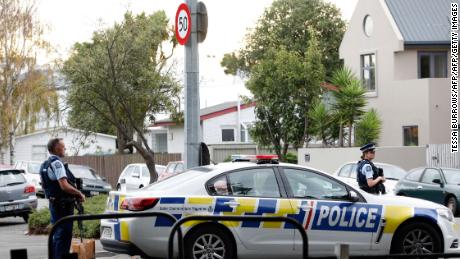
[
  {"left": 417, "top": 186, "right": 423, "bottom": 189},
  {"left": 223, "top": 201, "right": 240, "bottom": 208},
  {"left": 297, "top": 205, "right": 313, "bottom": 211}
]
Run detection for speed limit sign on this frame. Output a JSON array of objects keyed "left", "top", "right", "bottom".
[{"left": 175, "top": 3, "right": 192, "bottom": 45}]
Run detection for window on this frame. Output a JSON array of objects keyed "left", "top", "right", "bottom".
[
  {"left": 142, "top": 166, "right": 150, "bottom": 178},
  {"left": 405, "top": 168, "right": 424, "bottom": 182},
  {"left": 338, "top": 164, "right": 354, "bottom": 178},
  {"left": 207, "top": 175, "right": 229, "bottom": 196},
  {"left": 403, "top": 126, "right": 418, "bottom": 146},
  {"left": 240, "top": 123, "right": 254, "bottom": 143},
  {"left": 32, "top": 145, "right": 47, "bottom": 161},
  {"left": 442, "top": 169, "right": 460, "bottom": 184},
  {"left": 418, "top": 52, "right": 447, "bottom": 78},
  {"left": 166, "top": 163, "right": 176, "bottom": 173},
  {"left": 363, "top": 15, "right": 374, "bottom": 37},
  {"left": 284, "top": 168, "right": 349, "bottom": 200},
  {"left": 421, "top": 169, "right": 442, "bottom": 184},
  {"left": 361, "top": 53, "right": 376, "bottom": 91},
  {"left": 221, "top": 128, "right": 235, "bottom": 142},
  {"left": 27, "top": 162, "right": 41, "bottom": 174},
  {"left": 213, "top": 168, "right": 281, "bottom": 197},
  {"left": 121, "top": 166, "right": 135, "bottom": 178},
  {"left": 153, "top": 133, "right": 168, "bottom": 153},
  {"left": 0, "top": 171, "right": 26, "bottom": 187},
  {"left": 132, "top": 166, "right": 140, "bottom": 178},
  {"left": 174, "top": 163, "right": 184, "bottom": 173}
]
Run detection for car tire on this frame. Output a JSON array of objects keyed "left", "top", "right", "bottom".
[
  {"left": 392, "top": 221, "right": 442, "bottom": 255},
  {"left": 185, "top": 225, "right": 235, "bottom": 259},
  {"left": 446, "top": 196, "right": 457, "bottom": 216},
  {"left": 139, "top": 185, "right": 143, "bottom": 189},
  {"left": 22, "top": 214, "right": 29, "bottom": 223},
  {"left": 116, "top": 184, "right": 121, "bottom": 191}
]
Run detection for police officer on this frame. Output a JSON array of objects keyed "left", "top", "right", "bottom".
[
  {"left": 41, "top": 138, "right": 85, "bottom": 259},
  {"left": 356, "top": 143, "right": 386, "bottom": 194}
]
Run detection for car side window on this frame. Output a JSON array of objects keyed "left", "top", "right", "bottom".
[
  {"left": 421, "top": 169, "right": 442, "bottom": 184},
  {"left": 406, "top": 168, "right": 424, "bottom": 182},
  {"left": 132, "top": 166, "right": 140, "bottom": 178},
  {"left": 338, "top": 164, "right": 353, "bottom": 178},
  {"left": 166, "top": 163, "right": 176, "bottom": 173},
  {"left": 142, "top": 166, "right": 150, "bottom": 178},
  {"left": 284, "top": 168, "right": 349, "bottom": 201},
  {"left": 207, "top": 175, "right": 229, "bottom": 196},
  {"left": 122, "top": 166, "right": 134, "bottom": 178},
  {"left": 175, "top": 163, "right": 184, "bottom": 173}
]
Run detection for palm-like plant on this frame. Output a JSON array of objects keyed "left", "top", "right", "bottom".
[
  {"left": 355, "top": 109, "right": 382, "bottom": 146},
  {"left": 331, "top": 68, "right": 367, "bottom": 147},
  {"left": 309, "top": 101, "right": 332, "bottom": 147}
]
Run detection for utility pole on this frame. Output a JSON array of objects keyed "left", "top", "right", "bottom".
[{"left": 184, "top": 0, "right": 200, "bottom": 169}]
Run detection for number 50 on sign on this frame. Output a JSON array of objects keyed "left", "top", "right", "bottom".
[{"left": 175, "top": 3, "right": 192, "bottom": 45}]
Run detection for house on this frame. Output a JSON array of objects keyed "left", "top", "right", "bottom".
[
  {"left": 149, "top": 101, "right": 256, "bottom": 154},
  {"left": 4, "top": 127, "right": 116, "bottom": 163},
  {"left": 340, "top": 0, "right": 451, "bottom": 146}
]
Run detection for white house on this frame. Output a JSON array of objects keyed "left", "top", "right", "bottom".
[
  {"left": 340, "top": 0, "right": 451, "bottom": 146},
  {"left": 149, "top": 101, "right": 256, "bottom": 154},
  {"left": 4, "top": 127, "right": 117, "bottom": 163}
]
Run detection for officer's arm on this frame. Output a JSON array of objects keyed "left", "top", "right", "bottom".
[
  {"left": 367, "top": 177, "right": 383, "bottom": 188},
  {"left": 58, "top": 178, "right": 83, "bottom": 196}
]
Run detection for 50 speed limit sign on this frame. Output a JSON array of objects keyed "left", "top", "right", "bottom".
[{"left": 175, "top": 3, "right": 191, "bottom": 45}]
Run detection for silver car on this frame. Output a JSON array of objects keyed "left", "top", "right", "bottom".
[{"left": 0, "top": 169, "right": 38, "bottom": 222}]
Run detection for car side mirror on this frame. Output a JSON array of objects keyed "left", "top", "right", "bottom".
[
  {"left": 102, "top": 177, "right": 107, "bottom": 182},
  {"left": 349, "top": 190, "right": 360, "bottom": 202},
  {"left": 432, "top": 179, "right": 442, "bottom": 185}
]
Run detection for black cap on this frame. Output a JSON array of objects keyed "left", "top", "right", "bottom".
[{"left": 360, "top": 143, "right": 376, "bottom": 152}]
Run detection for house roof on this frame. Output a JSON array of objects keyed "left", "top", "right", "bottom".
[
  {"left": 152, "top": 101, "right": 256, "bottom": 127},
  {"left": 15, "top": 127, "right": 117, "bottom": 140},
  {"left": 385, "top": 0, "right": 452, "bottom": 45}
]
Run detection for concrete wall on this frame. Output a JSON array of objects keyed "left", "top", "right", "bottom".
[
  {"left": 13, "top": 129, "right": 116, "bottom": 163},
  {"left": 166, "top": 125, "right": 187, "bottom": 155},
  {"left": 298, "top": 146, "right": 426, "bottom": 174}
]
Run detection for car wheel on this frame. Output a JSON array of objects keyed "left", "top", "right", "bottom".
[
  {"left": 185, "top": 226, "right": 235, "bottom": 259},
  {"left": 116, "top": 184, "right": 121, "bottom": 191},
  {"left": 22, "top": 214, "right": 29, "bottom": 223},
  {"left": 392, "top": 222, "right": 442, "bottom": 255},
  {"left": 446, "top": 196, "right": 457, "bottom": 215},
  {"left": 139, "top": 185, "right": 143, "bottom": 189}
]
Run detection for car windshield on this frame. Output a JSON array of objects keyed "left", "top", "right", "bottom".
[
  {"left": 0, "top": 171, "right": 26, "bottom": 187},
  {"left": 146, "top": 167, "right": 213, "bottom": 191},
  {"left": 379, "top": 164, "right": 407, "bottom": 180},
  {"left": 70, "top": 166, "right": 97, "bottom": 180},
  {"left": 28, "top": 162, "right": 41, "bottom": 174},
  {"left": 442, "top": 169, "right": 460, "bottom": 184}
]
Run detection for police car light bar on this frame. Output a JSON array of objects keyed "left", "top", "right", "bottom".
[{"left": 231, "top": 154, "right": 279, "bottom": 164}]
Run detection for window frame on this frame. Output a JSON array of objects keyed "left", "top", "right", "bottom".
[
  {"left": 279, "top": 167, "right": 363, "bottom": 202},
  {"left": 360, "top": 52, "right": 377, "bottom": 92},
  {"left": 418, "top": 51, "right": 448, "bottom": 79},
  {"left": 205, "top": 166, "right": 288, "bottom": 198},
  {"left": 420, "top": 168, "right": 445, "bottom": 185}
]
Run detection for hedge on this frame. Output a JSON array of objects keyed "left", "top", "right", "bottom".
[{"left": 28, "top": 194, "right": 108, "bottom": 238}]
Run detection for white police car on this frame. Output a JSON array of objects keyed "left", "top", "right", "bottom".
[{"left": 100, "top": 155, "right": 460, "bottom": 258}]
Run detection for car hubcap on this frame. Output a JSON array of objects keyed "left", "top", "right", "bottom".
[
  {"left": 402, "top": 229, "right": 434, "bottom": 254},
  {"left": 192, "top": 234, "right": 225, "bottom": 259}
]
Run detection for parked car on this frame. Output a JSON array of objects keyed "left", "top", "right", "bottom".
[
  {"left": 395, "top": 167, "right": 460, "bottom": 215},
  {"left": 158, "top": 161, "right": 184, "bottom": 181},
  {"left": 335, "top": 162, "right": 408, "bottom": 194},
  {"left": 0, "top": 169, "right": 37, "bottom": 222},
  {"left": 116, "top": 163, "right": 166, "bottom": 191},
  {"left": 69, "top": 164, "right": 112, "bottom": 197},
  {"left": 14, "top": 161, "right": 43, "bottom": 197}
]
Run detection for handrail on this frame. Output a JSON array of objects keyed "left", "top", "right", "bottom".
[
  {"left": 48, "top": 212, "right": 177, "bottom": 259},
  {"left": 167, "top": 215, "right": 308, "bottom": 259}
]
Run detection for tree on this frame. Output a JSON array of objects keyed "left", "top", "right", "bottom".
[
  {"left": 331, "top": 68, "right": 366, "bottom": 147},
  {"left": 355, "top": 109, "right": 382, "bottom": 146},
  {"left": 221, "top": 0, "right": 345, "bottom": 79},
  {"left": 309, "top": 101, "right": 334, "bottom": 147},
  {"left": 63, "top": 11, "right": 180, "bottom": 181},
  {"left": 0, "top": 0, "right": 58, "bottom": 164},
  {"left": 248, "top": 31, "right": 324, "bottom": 160}
]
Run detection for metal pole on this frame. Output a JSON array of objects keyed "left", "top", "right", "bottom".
[{"left": 184, "top": 0, "right": 200, "bottom": 169}]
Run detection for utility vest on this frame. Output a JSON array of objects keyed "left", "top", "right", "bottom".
[
  {"left": 39, "top": 156, "right": 77, "bottom": 201},
  {"left": 356, "top": 159, "right": 385, "bottom": 194}
]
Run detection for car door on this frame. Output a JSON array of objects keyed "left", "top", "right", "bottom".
[
  {"left": 337, "top": 163, "right": 356, "bottom": 186},
  {"left": 130, "top": 166, "right": 142, "bottom": 189},
  {"left": 416, "top": 168, "right": 445, "bottom": 204},
  {"left": 281, "top": 167, "right": 379, "bottom": 256},
  {"left": 206, "top": 167, "right": 294, "bottom": 257},
  {"left": 121, "top": 166, "right": 135, "bottom": 190},
  {"left": 396, "top": 168, "right": 424, "bottom": 196},
  {"left": 141, "top": 165, "right": 150, "bottom": 186}
]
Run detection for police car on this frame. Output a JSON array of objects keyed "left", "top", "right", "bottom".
[{"left": 100, "top": 155, "right": 460, "bottom": 258}]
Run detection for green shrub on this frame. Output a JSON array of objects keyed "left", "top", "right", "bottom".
[
  {"left": 284, "top": 152, "right": 298, "bottom": 164},
  {"left": 28, "top": 194, "right": 108, "bottom": 238}
]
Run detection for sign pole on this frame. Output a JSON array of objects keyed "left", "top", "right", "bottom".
[{"left": 184, "top": 0, "right": 200, "bottom": 169}]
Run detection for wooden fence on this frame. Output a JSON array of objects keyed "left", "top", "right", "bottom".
[{"left": 63, "top": 153, "right": 181, "bottom": 188}]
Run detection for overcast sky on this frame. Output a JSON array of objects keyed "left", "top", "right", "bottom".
[{"left": 37, "top": 0, "right": 358, "bottom": 108}]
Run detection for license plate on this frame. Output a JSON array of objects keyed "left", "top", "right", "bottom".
[
  {"left": 5, "top": 205, "right": 19, "bottom": 211},
  {"left": 90, "top": 191, "right": 99, "bottom": 196},
  {"left": 102, "top": 227, "right": 113, "bottom": 239}
]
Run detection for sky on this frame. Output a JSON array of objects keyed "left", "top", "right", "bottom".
[{"left": 37, "top": 0, "right": 358, "bottom": 108}]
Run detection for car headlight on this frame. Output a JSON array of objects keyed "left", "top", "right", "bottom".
[
  {"left": 437, "top": 208, "right": 454, "bottom": 222},
  {"left": 82, "top": 183, "right": 87, "bottom": 188}
]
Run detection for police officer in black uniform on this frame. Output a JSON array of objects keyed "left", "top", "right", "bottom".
[
  {"left": 40, "top": 138, "right": 85, "bottom": 259},
  {"left": 356, "top": 143, "right": 386, "bottom": 194}
]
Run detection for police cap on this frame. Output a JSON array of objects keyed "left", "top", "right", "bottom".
[{"left": 360, "top": 143, "right": 376, "bottom": 152}]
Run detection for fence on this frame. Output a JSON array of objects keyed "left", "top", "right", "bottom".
[
  {"left": 63, "top": 153, "right": 181, "bottom": 187},
  {"left": 427, "top": 144, "right": 460, "bottom": 168},
  {"left": 208, "top": 143, "right": 297, "bottom": 163}
]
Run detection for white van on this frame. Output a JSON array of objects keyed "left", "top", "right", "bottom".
[{"left": 116, "top": 163, "right": 166, "bottom": 191}]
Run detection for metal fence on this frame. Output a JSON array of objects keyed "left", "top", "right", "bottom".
[
  {"left": 426, "top": 144, "right": 460, "bottom": 168},
  {"left": 63, "top": 153, "right": 181, "bottom": 187}
]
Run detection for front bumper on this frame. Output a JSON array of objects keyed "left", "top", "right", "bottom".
[
  {"left": 0, "top": 196, "right": 37, "bottom": 217},
  {"left": 100, "top": 239, "right": 150, "bottom": 257}
]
